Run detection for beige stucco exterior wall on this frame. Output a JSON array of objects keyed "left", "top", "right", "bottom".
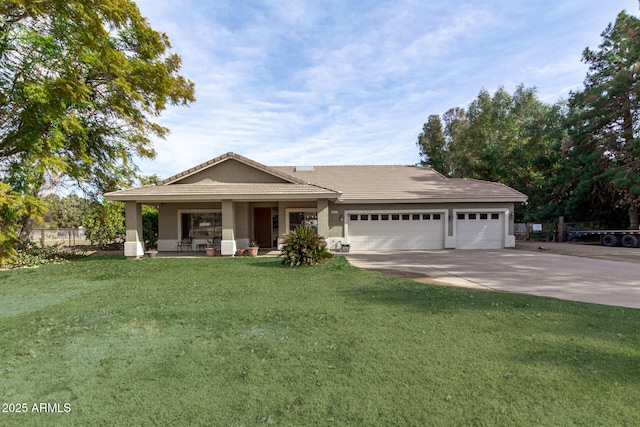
[
  {"left": 155, "top": 199, "right": 517, "bottom": 252},
  {"left": 175, "top": 159, "right": 289, "bottom": 184}
]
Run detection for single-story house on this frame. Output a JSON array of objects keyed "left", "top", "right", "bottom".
[{"left": 105, "top": 152, "right": 527, "bottom": 258}]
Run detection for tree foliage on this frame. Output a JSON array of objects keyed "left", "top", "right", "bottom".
[
  {"left": 0, "top": 182, "right": 45, "bottom": 264},
  {"left": 417, "top": 86, "right": 565, "bottom": 221},
  {"left": 42, "top": 193, "right": 89, "bottom": 228},
  {"left": 142, "top": 205, "right": 158, "bottom": 250},
  {"left": 416, "top": 11, "right": 640, "bottom": 227},
  {"left": 417, "top": 115, "right": 448, "bottom": 175},
  {"left": 0, "top": 0, "right": 195, "bottom": 193},
  {"left": 81, "top": 200, "right": 125, "bottom": 247},
  {"left": 0, "top": 0, "right": 194, "bottom": 262},
  {"left": 565, "top": 11, "right": 640, "bottom": 228},
  {"left": 0, "top": 182, "right": 23, "bottom": 264}
]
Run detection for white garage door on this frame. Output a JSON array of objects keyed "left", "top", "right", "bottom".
[
  {"left": 456, "top": 212, "right": 504, "bottom": 249},
  {"left": 346, "top": 212, "right": 445, "bottom": 250}
]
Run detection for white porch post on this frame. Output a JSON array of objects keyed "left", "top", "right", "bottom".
[
  {"left": 317, "top": 199, "right": 329, "bottom": 238},
  {"left": 221, "top": 200, "right": 237, "bottom": 256},
  {"left": 124, "top": 202, "right": 145, "bottom": 258},
  {"left": 505, "top": 207, "right": 516, "bottom": 248}
]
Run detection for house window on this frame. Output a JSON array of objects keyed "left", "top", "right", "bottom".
[
  {"left": 361, "top": 215, "right": 369, "bottom": 220},
  {"left": 433, "top": 214, "right": 441, "bottom": 220},
  {"left": 350, "top": 214, "right": 358, "bottom": 221},
  {"left": 423, "top": 214, "right": 431, "bottom": 220},
  {"left": 290, "top": 211, "right": 318, "bottom": 232},
  {"left": 457, "top": 213, "right": 466, "bottom": 220},
  {"left": 381, "top": 214, "right": 389, "bottom": 220},
  {"left": 181, "top": 212, "right": 222, "bottom": 239},
  {"left": 491, "top": 213, "right": 500, "bottom": 220},
  {"left": 392, "top": 214, "right": 400, "bottom": 220},
  {"left": 412, "top": 214, "right": 420, "bottom": 220},
  {"left": 469, "top": 214, "right": 477, "bottom": 220},
  {"left": 480, "top": 213, "right": 488, "bottom": 220},
  {"left": 402, "top": 214, "right": 410, "bottom": 220},
  {"left": 371, "top": 214, "right": 379, "bottom": 220}
]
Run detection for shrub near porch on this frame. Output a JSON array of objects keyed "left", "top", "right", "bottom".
[
  {"left": 281, "top": 225, "right": 333, "bottom": 266},
  {"left": 0, "top": 256, "right": 638, "bottom": 425}
]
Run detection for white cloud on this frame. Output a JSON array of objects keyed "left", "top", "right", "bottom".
[{"left": 133, "top": 0, "right": 636, "bottom": 178}]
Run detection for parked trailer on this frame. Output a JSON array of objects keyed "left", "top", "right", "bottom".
[{"left": 567, "top": 230, "right": 640, "bottom": 247}]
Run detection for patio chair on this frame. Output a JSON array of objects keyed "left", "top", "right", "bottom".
[{"left": 177, "top": 237, "right": 193, "bottom": 252}]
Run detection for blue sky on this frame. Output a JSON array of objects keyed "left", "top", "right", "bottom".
[{"left": 133, "top": 0, "right": 637, "bottom": 178}]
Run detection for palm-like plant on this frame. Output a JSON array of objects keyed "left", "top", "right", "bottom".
[{"left": 280, "top": 226, "right": 333, "bottom": 266}]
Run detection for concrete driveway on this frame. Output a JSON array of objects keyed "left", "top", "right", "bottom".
[{"left": 345, "top": 249, "right": 640, "bottom": 309}]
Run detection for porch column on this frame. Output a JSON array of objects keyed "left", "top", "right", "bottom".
[
  {"left": 317, "top": 199, "right": 329, "bottom": 238},
  {"left": 221, "top": 200, "right": 237, "bottom": 256},
  {"left": 277, "top": 201, "right": 287, "bottom": 249},
  {"left": 124, "top": 202, "right": 145, "bottom": 258},
  {"left": 505, "top": 207, "right": 516, "bottom": 248}
]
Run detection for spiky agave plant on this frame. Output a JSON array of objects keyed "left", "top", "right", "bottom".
[{"left": 280, "top": 226, "right": 333, "bottom": 266}]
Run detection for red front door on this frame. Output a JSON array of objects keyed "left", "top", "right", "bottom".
[{"left": 254, "top": 208, "right": 272, "bottom": 248}]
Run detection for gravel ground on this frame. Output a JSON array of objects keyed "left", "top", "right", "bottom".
[{"left": 515, "top": 240, "right": 640, "bottom": 264}]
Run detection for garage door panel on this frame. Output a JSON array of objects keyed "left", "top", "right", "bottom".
[
  {"left": 456, "top": 213, "right": 503, "bottom": 249},
  {"left": 347, "top": 213, "right": 444, "bottom": 250}
]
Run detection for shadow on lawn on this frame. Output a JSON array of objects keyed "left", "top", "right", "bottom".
[
  {"left": 512, "top": 339, "right": 640, "bottom": 385},
  {"left": 340, "top": 278, "right": 640, "bottom": 384},
  {"left": 77, "top": 255, "right": 127, "bottom": 262}
]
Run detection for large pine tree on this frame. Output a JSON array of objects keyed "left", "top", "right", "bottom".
[{"left": 567, "top": 11, "right": 640, "bottom": 228}]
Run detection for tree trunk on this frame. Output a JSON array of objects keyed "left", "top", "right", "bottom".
[
  {"left": 629, "top": 202, "right": 639, "bottom": 230},
  {"left": 18, "top": 214, "right": 35, "bottom": 242}
]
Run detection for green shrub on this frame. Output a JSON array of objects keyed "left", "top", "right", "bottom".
[
  {"left": 0, "top": 183, "right": 46, "bottom": 266},
  {"left": 6, "top": 241, "right": 85, "bottom": 269},
  {"left": 280, "top": 226, "right": 333, "bottom": 266},
  {"left": 82, "top": 200, "right": 125, "bottom": 247},
  {"left": 142, "top": 206, "right": 158, "bottom": 250}
]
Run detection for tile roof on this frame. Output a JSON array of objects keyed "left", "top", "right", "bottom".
[
  {"left": 105, "top": 152, "right": 527, "bottom": 203},
  {"left": 272, "top": 165, "right": 527, "bottom": 202}
]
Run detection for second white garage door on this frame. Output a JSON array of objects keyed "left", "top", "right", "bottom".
[
  {"left": 346, "top": 212, "right": 445, "bottom": 250},
  {"left": 455, "top": 212, "right": 504, "bottom": 249}
]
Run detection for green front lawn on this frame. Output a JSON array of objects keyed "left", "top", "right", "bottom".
[{"left": 0, "top": 256, "right": 638, "bottom": 426}]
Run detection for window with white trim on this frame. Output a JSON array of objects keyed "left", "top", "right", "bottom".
[{"left": 290, "top": 211, "right": 318, "bottom": 232}]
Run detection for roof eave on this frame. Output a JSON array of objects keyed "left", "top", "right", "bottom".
[
  {"left": 104, "top": 192, "right": 339, "bottom": 203},
  {"left": 335, "top": 197, "right": 528, "bottom": 204}
]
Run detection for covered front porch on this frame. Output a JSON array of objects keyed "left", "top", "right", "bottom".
[{"left": 122, "top": 198, "right": 333, "bottom": 258}]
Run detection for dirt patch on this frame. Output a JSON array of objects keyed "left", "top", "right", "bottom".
[{"left": 515, "top": 240, "right": 640, "bottom": 264}]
